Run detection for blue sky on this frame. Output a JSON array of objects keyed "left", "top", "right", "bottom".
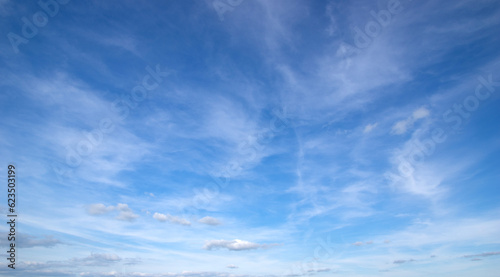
[{"left": 1, "top": 0, "right": 500, "bottom": 276}]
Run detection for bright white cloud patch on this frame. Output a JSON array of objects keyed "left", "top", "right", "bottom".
[
  {"left": 116, "top": 211, "right": 139, "bottom": 222},
  {"left": 86, "top": 203, "right": 139, "bottom": 221},
  {"left": 392, "top": 119, "right": 411, "bottom": 135},
  {"left": 153, "top": 212, "right": 191, "bottom": 226},
  {"left": 413, "top": 107, "right": 430, "bottom": 119},
  {"left": 86, "top": 203, "right": 115, "bottom": 215},
  {"left": 391, "top": 107, "right": 431, "bottom": 135},
  {"left": 198, "top": 216, "right": 221, "bottom": 226},
  {"left": 363, "top": 123, "right": 378, "bottom": 133},
  {"left": 115, "top": 204, "right": 139, "bottom": 221},
  {"left": 203, "top": 239, "right": 276, "bottom": 251}
]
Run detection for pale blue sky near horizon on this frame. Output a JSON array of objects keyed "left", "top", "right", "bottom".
[{"left": 0, "top": 0, "right": 500, "bottom": 276}]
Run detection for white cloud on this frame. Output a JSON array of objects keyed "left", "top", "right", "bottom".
[
  {"left": 198, "top": 216, "right": 221, "bottom": 226},
  {"left": 153, "top": 212, "right": 191, "bottom": 226},
  {"left": 413, "top": 107, "right": 430, "bottom": 119},
  {"left": 152, "top": 212, "right": 167, "bottom": 221},
  {"left": 226, "top": 264, "right": 238, "bottom": 269},
  {"left": 116, "top": 211, "right": 139, "bottom": 221},
  {"left": 86, "top": 203, "right": 139, "bottom": 221},
  {"left": 86, "top": 203, "right": 115, "bottom": 215},
  {"left": 203, "top": 239, "right": 276, "bottom": 251},
  {"left": 83, "top": 253, "right": 121, "bottom": 262},
  {"left": 116, "top": 203, "right": 129, "bottom": 211},
  {"left": 115, "top": 203, "right": 139, "bottom": 221},
  {"left": 392, "top": 119, "right": 411, "bottom": 135},
  {"left": 353, "top": 241, "right": 363, "bottom": 246},
  {"left": 391, "top": 107, "right": 430, "bottom": 135},
  {"left": 363, "top": 123, "right": 378, "bottom": 133}
]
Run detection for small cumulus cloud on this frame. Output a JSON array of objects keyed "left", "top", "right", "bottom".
[
  {"left": 353, "top": 241, "right": 363, "bottom": 246},
  {"left": 115, "top": 210, "right": 139, "bottom": 221},
  {"left": 86, "top": 203, "right": 115, "bottom": 215},
  {"left": 363, "top": 123, "right": 378, "bottom": 133},
  {"left": 392, "top": 120, "right": 410, "bottom": 135},
  {"left": 86, "top": 203, "right": 139, "bottom": 221},
  {"left": 391, "top": 107, "right": 430, "bottom": 135},
  {"left": 413, "top": 107, "right": 430, "bottom": 119},
  {"left": 226, "top": 264, "right": 238, "bottom": 269},
  {"left": 203, "top": 239, "right": 279, "bottom": 251},
  {"left": 153, "top": 212, "right": 191, "bottom": 226},
  {"left": 115, "top": 203, "right": 139, "bottom": 221},
  {"left": 198, "top": 216, "right": 221, "bottom": 226}
]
